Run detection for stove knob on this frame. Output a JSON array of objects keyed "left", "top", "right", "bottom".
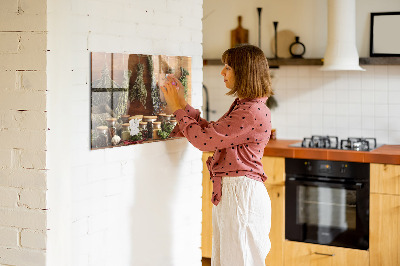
[
  {"left": 340, "top": 164, "right": 347, "bottom": 174},
  {"left": 305, "top": 162, "right": 312, "bottom": 171}
]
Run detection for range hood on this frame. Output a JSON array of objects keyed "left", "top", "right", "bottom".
[{"left": 320, "top": 0, "right": 365, "bottom": 71}]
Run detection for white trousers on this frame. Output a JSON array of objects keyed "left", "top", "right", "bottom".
[{"left": 212, "top": 176, "right": 271, "bottom": 266}]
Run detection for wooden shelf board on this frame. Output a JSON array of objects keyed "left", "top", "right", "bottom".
[
  {"left": 204, "top": 57, "right": 400, "bottom": 67},
  {"left": 359, "top": 57, "right": 400, "bottom": 65}
]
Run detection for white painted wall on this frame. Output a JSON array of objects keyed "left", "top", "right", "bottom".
[
  {"left": 203, "top": 0, "right": 400, "bottom": 144},
  {"left": 0, "top": 0, "right": 48, "bottom": 265},
  {"left": 46, "top": 1, "right": 203, "bottom": 266},
  {"left": 271, "top": 65, "right": 400, "bottom": 144}
]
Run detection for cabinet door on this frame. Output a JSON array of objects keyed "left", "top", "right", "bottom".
[
  {"left": 264, "top": 185, "right": 284, "bottom": 266},
  {"left": 202, "top": 152, "right": 213, "bottom": 258},
  {"left": 284, "top": 241, "right": 369, "bottom": 266},
  {"left": 262, "top": 156, "right": 285, "bottom": 185},
  {"left": 370, "top": 193, "right": 400, "bottom": 266},
  {"left": 370, "top": 163, "right": 400, "bottom": 195}
]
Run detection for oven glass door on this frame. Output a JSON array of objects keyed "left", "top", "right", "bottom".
[
  {"left": 298, "top": 185, "right": 356, "bottom": 230},
  {"left": 286, "top": 179, "right": 369, "bottom": 250}
]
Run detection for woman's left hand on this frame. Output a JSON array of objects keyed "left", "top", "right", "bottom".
[{"left": 161, "top": 77, "right": 185, "bottom": 113}]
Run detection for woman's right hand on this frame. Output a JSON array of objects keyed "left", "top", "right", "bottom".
[{"left": 166, "top": 75, "right": 187, "bottom": 108}]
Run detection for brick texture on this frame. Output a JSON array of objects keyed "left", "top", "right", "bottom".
[
  {"left": 0, "top": 0, "right": 47, "bottom": 264},
  {"left": 21, "top": 229, "right": 46, "bottom": 250},
  {"left": 0, "top": 227, "right": 19, "bottom": 247}
]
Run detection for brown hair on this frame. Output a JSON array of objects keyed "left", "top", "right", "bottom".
[{"left": 221, "top": 44, "right": 273, "bottom": 99}]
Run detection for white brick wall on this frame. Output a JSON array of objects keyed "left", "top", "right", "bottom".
[
  {"left": 2, "top": 0, "right": 203, "bottom": 264},
  {"left": 21, "top": 229, "right": 47, "bottom": 250},
  {"left": 0, "top": 0, "right": 48, "bottom": 265},
  {"left": 46, "top": 1, "right": 203, "bottom": 266}
]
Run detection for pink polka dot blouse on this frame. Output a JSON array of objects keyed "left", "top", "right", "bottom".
[{"left": 171, "top": 97, "right": 271, "bottom": 206}]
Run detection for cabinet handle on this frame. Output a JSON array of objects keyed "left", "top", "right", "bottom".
[{"left": 314, "top": 252, "right": 335, "bottom": 257}]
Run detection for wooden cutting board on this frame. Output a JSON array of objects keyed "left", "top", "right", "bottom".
[{"left": 231, "top": 16, "right": 249, "bottom": 48}]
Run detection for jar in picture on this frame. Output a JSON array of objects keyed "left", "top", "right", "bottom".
[
  {"left": 146, "top": 122, "right": 153, "bottom": 139},
  {"left": 170, "top": 120, "right": 177, "bottom": 127},
  {"left": 142, "top": 115, "right": 158, "bottom": 123},
  {"left": 130, "top": 115, "right": 143, "bottom": 121},
  {"left": 157, "top": 113, "right": 166, "bottom": 121},
  {"left": 96, "top": 126, "right": 109, "bottom": 148},
  {"left": 138, "top": 122, "right": 148, "bottom": 140},
  {"left": 121, "top": 115, "right": 130, "bottom": 124},
  {"left": 121, "top": 123, "right": 130, "bottom": 141},
  {"left": 139, "top": 122, "right": 147, "bottom": 131},
  {"left": 152, "top": 121, "right": 161, "bottom": 139},
  {"left": 106, "top": 118, "right": 117, "bottom": 138}
]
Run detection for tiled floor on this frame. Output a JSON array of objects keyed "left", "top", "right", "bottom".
[{"left": 202, "top": 257, "right": 211, "bottom": 266}]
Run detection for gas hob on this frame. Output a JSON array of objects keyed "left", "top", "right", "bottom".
[{"left": 289, "top": 136, "right": 382, "bottom": 151}]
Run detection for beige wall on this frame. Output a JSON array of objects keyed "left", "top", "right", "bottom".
[
  {"left": 0, "top": 0, "right": 48, "bottom": 265},
  {"left": 203, "top": 0, "right": 400, "bottom": 58}
]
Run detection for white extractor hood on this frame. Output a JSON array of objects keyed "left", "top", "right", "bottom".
[{"left": 320, "top": 0, "right": 365, "bottom": 71}]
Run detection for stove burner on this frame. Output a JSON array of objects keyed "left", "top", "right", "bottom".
[
  {"left": 301, "top": 135, "right": 339, "bottom": 149},
  {"left": 295, "top": 136, "right": 378, "bottom": 151},
  {"left": 340, "top": 137, "right": 377, "bottom": 151}
]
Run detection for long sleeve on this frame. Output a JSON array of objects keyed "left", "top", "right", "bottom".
[
  {"left": 173, "top": 105, "right": 258, "bottom": 152},
  {"left": 169, "top": 104, "right": 210, "bottom": 137}
]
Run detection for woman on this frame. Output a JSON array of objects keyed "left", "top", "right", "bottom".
[{"left": 162, "top": 44, "right": 273, "bottom": 266}]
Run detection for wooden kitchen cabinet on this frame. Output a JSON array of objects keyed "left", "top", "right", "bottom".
[
  {"left": 370, "top": 193, "right": 400, "bottom": 266},
  {"left": 284, "top": 241, "right": 369, "bottom": 266},
  {"left": 264, "top": 184, "right": 285, "bottom": 266},
  {"left": 202, "top": 152, "right": 213, "bottom": 258},
  {"left": 262, "top": 156, "right": 285, "bottom": 266},
  {"left": 370, "top": 163, "right": 400, "bottom": 195},
  {"left": 370, "top": 163, "right": 400, "bottom": 266},
  {"left": 261, "top": 156, "right": 285, "bottom": 186}
]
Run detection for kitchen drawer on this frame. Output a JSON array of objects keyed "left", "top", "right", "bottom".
[
  {"left": 284, "top": 241, "right": 369, "bottom": 266},
  {"left": 262, "top": 156, "right": 285, "bottom": 185}
]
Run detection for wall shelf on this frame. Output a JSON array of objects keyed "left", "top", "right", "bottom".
[
  {"left": 203, "top": 57, "right": 400, "bottom": 67},
  {"left": 359, "top": 57, "right": 400, "bottom": 65}
]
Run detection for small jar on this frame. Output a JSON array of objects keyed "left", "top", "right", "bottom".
[
  {"left": 139, "top": 122, "right": 148, "bottom": 130},
  {"left": 146, "top": 122, "right": 153, "bottom": 139},
  {"left": 121, "top": 115, "right": 130, "bottom": 124},
  {"left": 152, "top": 121, "right": 161, "bottom": 130},
  {"left": 152, "top": 121, "right": 161, "bottom": 139},
  {"left": 130, "top": 115, "right": 143, "bottom": 121},
  {"left": 96, "top": 126, "right": 109, "bottom": 148},
  {"left": 157, "top": 113, "right": 166, "bottom": 121},
  {"left": 142, "top": 115, "right": 158, "bottom": 123},
  {"left": 106, "top": 118, "right": 117, "bottom": 138},
  {"left": 158, "top": 114, "right": 173, "bottom": 122},
  {"left": 121, "top": 123, "right": 131, "bottom": 141},
  {"left": 169, "top": 120, "right": 177, "bottom": 127}
]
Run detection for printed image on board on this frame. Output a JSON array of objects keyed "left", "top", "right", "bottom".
[{"left": 90, "top": 52, "right": 191, "bottom": 149}]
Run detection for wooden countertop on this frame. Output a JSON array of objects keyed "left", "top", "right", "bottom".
[{"left": 264, "top": 139, "right": 400, "bottom": 165}]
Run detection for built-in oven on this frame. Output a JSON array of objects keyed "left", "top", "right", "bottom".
[{"left": 285, "top": 158, "right": 370, "bottom": 250}]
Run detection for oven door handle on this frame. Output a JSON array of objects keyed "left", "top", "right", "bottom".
[{"left": 287, "top": 177, "right": 364, "bottom": 189}]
